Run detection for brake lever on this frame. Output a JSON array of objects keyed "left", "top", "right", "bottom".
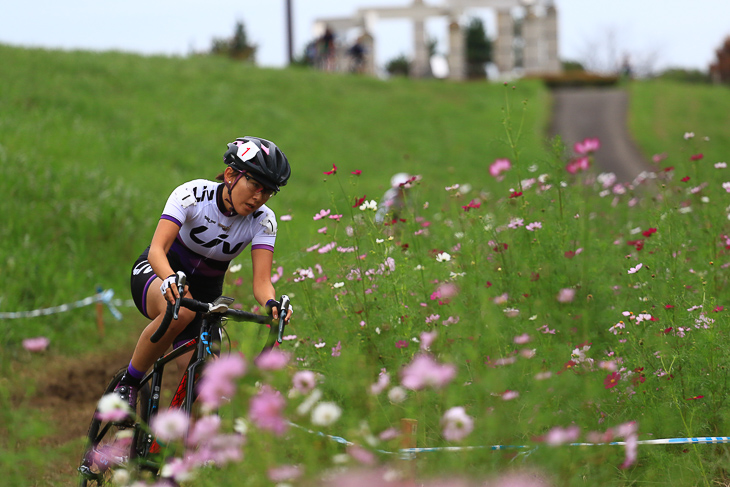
[
  {"left": 276, "top": 295, "right": 290, "bottom": 344},
  {"left": 172, "top": 271, "right": 186, "bottom": 320}
]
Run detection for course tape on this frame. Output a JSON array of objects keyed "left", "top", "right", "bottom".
[
  {"left": 0, "top": 289, "right": 133, "bottom": 320},
  {"left": 288, "top": 422, "right": 730, "bottom": 458}
]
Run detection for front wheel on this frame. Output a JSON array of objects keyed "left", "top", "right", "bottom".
[{"left": 78, "top": 368, "right": 150, "bottom": 486}]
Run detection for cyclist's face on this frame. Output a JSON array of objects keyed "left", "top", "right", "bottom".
[{"left": 225, "top": 168, "right": 272, "bottom": 216}]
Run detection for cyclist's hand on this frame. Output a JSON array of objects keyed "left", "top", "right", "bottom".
[
  {"left": 266, "top": 298, "right": 293, "bottom": 323},
  {"left": 160, "top": 274, "right": 188, "bottom": 305}
]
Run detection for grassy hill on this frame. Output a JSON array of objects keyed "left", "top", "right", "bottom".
[{"left": 0, "top": 44, "right": 549, "bottom": 357}]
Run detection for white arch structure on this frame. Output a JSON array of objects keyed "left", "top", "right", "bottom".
[{"left": 313, "top": 0, "right": 561, "bottom": 79}]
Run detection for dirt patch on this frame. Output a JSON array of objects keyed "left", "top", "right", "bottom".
[{"left": 7, "top": 345, "right": 134, "bottom": 486}]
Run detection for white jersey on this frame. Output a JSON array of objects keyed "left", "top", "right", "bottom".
[{"left": 160, "top": 179, "right": 277, "bottom": 278}]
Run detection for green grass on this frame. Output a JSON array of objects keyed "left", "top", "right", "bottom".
[{"left": 3, "top": 44, "right": 730, "bottom": 486}]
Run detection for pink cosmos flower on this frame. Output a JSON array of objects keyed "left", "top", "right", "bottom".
[
  {"left": 461, "top": 199, "right": 481, "bottom": 211},
  {"left": 323, "top": 164, "right": 337, "bottom": 175},
  {"left": 331, "top": 341, "right": 342, "bottom": 357},
  {"left": 198, "top": 354, "right": 247, "bottom": 409},
  {"left": 513, "top": 333, "right": 531, "bottom": 344},
  {"left": 574, "top": 137, "right": 600, "bottom": 154},
  {"left": 489, "top": 158, "right": 512, "bottom": 179},
  {"left": 347, "top": 444, "right": 376, "bottom": 465},
  {"left": 255, "top": 349, "right": 290, "bottom": 370},
  {"left": 186, "top": 414, "right": 221, "bottom": 446},
  {"left": 280, "top": 214, "right": 292, "bottom": 221},
  {"left": 271, "top": 266, "right": 284, "bottom": 284},
  {"left": 441, "top": 406, "right": 474, "bottom": 442},
  {"left": 420, "top": 330, "right": 438, "bottom": 350},
  {"left": 249, "top": 386, "right": 288, "bottom": 436},
  {"left": 543, "top": 425, "right": 581, "bottom": 445},
  {"left": 502, "top": 390, "right": 519, "bottom": 400},
  {"left": 268, "top": 464, "right": 303, "bottom": 482},
  {"left": 351, "top": 170, "right": 362, "bottom": 175},
  {"left": 430, "top": 282, "right": 459, "bottom": 303},
  {"left": 400, "top": 354, "right": 457, "bottom": 390},
  {"left": 313, "top": 209, "right": 331, "bottom": 220},
  {"left": 151, "top": 408, "right": 190, "bottom": 442},
  {"left": 292, "top": 370, "right": 318, "bottom": 394},
  {"left": 370, "top": 369, "right": 390, "bottom": 395},
  {"left": 190, "top": 433, "right": 244, "bottom": 466},
  {"left": 22, "top": 336, "right": 50, "bottom": 352},
  {"left": 395, "top": 340, "right": 409, "bottom": 349},
  {"left": 557, "top": 288, "right": 576, "bottom": 303}
]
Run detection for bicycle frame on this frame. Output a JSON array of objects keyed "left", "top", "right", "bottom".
[{"left": 133, "top": 315, "right": 221, "bottom": 463}]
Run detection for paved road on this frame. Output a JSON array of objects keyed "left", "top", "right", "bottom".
[{"left": 550, "top": 88, "right": 653, "bottom": 183}]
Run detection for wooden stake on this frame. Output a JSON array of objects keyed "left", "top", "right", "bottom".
[{"left": 400, "top": 418, "right": 418, "bottom": 484}]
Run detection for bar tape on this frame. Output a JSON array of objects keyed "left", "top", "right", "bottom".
[
  {"left": 0, "top": 289, "right": 133, "bottom": 320},
  {"left": 288, "top": 422, "right": 730, "bottom": 458}
]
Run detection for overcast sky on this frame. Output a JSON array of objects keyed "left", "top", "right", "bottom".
[{"left": 1, "top": 0, "right": 727, "bottom": 74}]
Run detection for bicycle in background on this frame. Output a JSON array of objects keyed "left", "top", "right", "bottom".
[{"left": 78, "top": 272, "right": 290, "bottom": 486}]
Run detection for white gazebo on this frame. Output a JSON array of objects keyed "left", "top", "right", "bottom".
[{"left": 313, "top": 0, "right": 561, "bottom": 80}]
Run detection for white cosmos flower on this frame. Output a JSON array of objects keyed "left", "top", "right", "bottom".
[
  {"left": 311, "top": 402, "right": 342, "bottom": 426},
  {"left": 436, "top": 252, "right": 451, "bottom": 262},
  {"left": 229, "top": 264, "right": 243, "bottom": 273},
  {"left": 387, "top": 386, "right": 407, "bottom": 403}
]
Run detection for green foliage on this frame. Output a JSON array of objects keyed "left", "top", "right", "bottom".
[
  {"left": 655, "top": 68, "right": 711, "bottom": 84},
  {"left": 465, "top": 17, "right": 492, "bottom": 79},
  {"left": 385, "top": 54, "right": 410, "bottom": 77},
  {"left": 210, "top": 21, "right": 257, "bottom": 61}
]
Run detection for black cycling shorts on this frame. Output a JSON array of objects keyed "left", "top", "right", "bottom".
[{"left": 130, "top": 246, "right": 225, "bottom": 343}]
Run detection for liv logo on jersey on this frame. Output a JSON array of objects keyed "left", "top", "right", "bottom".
[
  {"left": 192, "top": 186, "right": 216, "bottom": 203},
  {"left": 189, "top": 226, "right": 244, "bottom": 254}
]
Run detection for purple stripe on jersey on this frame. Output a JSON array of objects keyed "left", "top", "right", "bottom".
[
  {"left": 161, "top": 214, "right": 183, "bottom": 227},
  {"left": 142, "top": 273, "right": 157, "bottom": 319},
  {"left": 251, "top": 244, "right": 274, "bottom": 252}
]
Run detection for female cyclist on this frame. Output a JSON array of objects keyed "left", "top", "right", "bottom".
[{"left": 115, "top": 136, "right": 293, "bottom": 409}]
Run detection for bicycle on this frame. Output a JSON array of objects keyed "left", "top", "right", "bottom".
[{"left": 77, "top": 272, "right": 290, "bottom": 486}]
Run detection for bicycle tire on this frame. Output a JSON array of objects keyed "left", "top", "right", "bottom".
[{"left": 77, "top": 367, "right": 150, "bottom": 486}]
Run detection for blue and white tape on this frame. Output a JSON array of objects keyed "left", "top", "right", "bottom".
[
  {"left": 289, "top": 422, "right": 730, "bottom": 458},
  {"left": 0, "top": 289, "right": 133, "bottom": 320}
]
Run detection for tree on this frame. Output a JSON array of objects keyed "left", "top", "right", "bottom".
[
  {"left": 465, "top": 17, "right": 492, "bottom": 79},
  {"left": 211, "top": 21, "right": 257, "bottom": 62},
  {"left": 385, "top": 55, "right": 410, "bottom": 77},
  {"left": 710, "top": 36, "right": 730, "bottom": 84}
]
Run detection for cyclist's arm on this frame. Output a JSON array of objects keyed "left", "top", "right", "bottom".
[{"left": 148, "top": 219, "right": 183, "bottom": 304}]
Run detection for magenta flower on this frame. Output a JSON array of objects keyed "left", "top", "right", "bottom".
[
  {"left": 566, "top": 156, "right": 590, "bottom": 174},
  {"left": 441, "top": 406, "right": 474, "bottom": 442},
  {"left": 400, "top": 354, "right": 457, "bottom": 390},
  {"left": 22, "top": 336, "right": 50, "bottom": 352},
  {"left": 395, "top": 340, "right": 409, "bottom": 349},
  {"left": 323, "top": 164, "right": 337, "bottom": 175},
  {"left": 351, "top": 170, "right": 362, "bottom": 176},
  {"left": 489, "top": 158, "right": 511, "bottom": 179},
  {"left": 604, "top": 371, "right": 621, "bottom": 389},
  {"left": 249, "top": 386, "right": 288, "bottom": 436},
  {"left": 430, "top": 282, "right": 459, "bottom": 303},
  {"left": 461, "top": 199, "right": 481, "bottom": 211},
  {"left": 574, "top": 137, "right": 600, "bottom": 154},
  {"left": 255, "top": 349, "right": 290, "bottom": 370},
  {"left": 331, "top": 341, "right": 342, "bottom": 357}
]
